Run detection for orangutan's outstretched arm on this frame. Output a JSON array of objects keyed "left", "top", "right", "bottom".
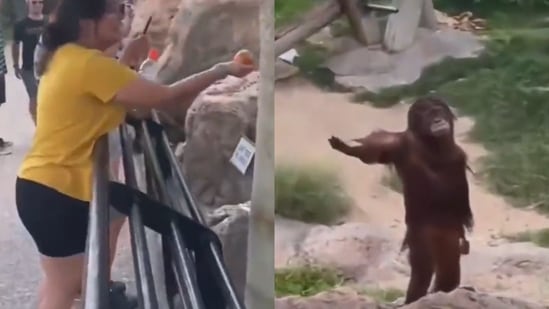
[{"left": 328, "top": 130, "right": 403, "bottom": 164}]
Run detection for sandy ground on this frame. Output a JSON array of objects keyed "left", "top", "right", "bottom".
[{"left": 274, "top": 78, "right": 549, "bottom": 302}]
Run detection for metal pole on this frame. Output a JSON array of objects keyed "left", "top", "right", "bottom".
[
  {"left": 119, "top": 126, "right": 160, "bottom": 309},
  {"left": 140, "top": 122, "right": 206, "bottom": 309},
  {"left": 150, "top": 112, "right": 244, "bottom": 309},
  {"left": 84, "top": 136, "right": 111, "bottom": 309}
]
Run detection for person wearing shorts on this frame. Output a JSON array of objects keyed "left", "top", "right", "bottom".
[
  {"left": 12, "top": 0, "right": 46, "bottom": 125},
  {"left": 16, "top": 0, "right": 253, "bottom": 308}
]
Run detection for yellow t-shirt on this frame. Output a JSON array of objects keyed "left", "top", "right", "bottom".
[{"left": 18, "top": 43, "right": 138, "bottom": 202}]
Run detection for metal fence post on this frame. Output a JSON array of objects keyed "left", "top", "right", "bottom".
[{"left": 84, "top": 135, "right": 111, "bottom": 309}]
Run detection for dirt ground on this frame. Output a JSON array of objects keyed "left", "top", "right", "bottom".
[{"left": 274, "top": 78, "right": 549, "bottom": 303}]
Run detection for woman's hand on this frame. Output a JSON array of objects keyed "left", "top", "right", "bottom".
[
  {"left": 120, "top": 35, "right": 150, "bottom": 69},
  {"left": 215, "top": 61, "right": 255, "bottom": 78}
]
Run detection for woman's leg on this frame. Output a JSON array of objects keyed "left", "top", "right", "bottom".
[
  {"left": 38, "top": 254, "right": 85, "bottom": 309},
  {"left": 109, "top": 216, "right": 126, "bottom": 268},
  {"left": 16, "top": 178, "right": 91, "bottom": 309}
]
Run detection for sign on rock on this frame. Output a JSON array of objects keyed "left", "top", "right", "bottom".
[{"left": 230, "top": 136, "right": 255, "bottom": 175}]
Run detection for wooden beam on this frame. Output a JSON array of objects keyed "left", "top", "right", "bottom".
[
  {"left": 337, "top": 0, "right": 368, "bottom": 45},
  {"left": 419, "top": 0, "right": 438, "bottom": 30},
  {"left": 274, "top": 0, "right": 342, "bottom": 57}
]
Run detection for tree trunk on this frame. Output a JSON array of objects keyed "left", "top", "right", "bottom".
[
  {"left": 383, "top": 0, "right": 423, "bottom": 52},
  {"left": 244, "top": 0, "right": 274, "bottom": 307},
  {"left": 419, "top": 0, "right": 438, "bottom": 30}
]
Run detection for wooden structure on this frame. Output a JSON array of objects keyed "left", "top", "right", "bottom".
[{"left": 274, "top": 0, "right": 438, "bottom": 57}]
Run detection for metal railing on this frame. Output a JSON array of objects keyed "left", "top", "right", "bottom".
[{"left": 84, "top": 114, "right": 245, "bottom": 309}]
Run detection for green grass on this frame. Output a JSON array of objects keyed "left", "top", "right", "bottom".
[
  {"left": 275, "top": 0, "right": 324, "bottom": 28},
  {"left": 503, "top": 228, "right": 549, "bottom": 247},
  {"left": 275, "top": 265, "right": 345, "bottom": 297},
  {"left": 275, "top": 163, "right": 352, "bottom": 225},
  {"left": 292, "top": 43, "right": 338, "bottom": 89},
  {"left": 359, "top": 287, "right": 405, "bottom": 303}
]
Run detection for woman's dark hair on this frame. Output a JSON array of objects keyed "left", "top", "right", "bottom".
[{"left": 36, "top": 0, "right": 108, "bottom": 76}]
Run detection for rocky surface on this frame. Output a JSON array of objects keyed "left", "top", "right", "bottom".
[
  {"left": 276, "top": 287, "right": 549, "bottom": 309},
  {"left": 208, "top": 202, "right": 250, "bottom": 303},
  {"left": 155, "top": 0, "right": 260, "bottom": 84},
  {"left": 179, "top": 72, "right": 258, "bottom": 211},
  {"left": 130, "top": 0, "right": 260, "bottom": 141},
  {"left": 326, "top": 28, "right": 484, "bottom": 92},
  {"left": 276, "top": 218, "right": 549, "bottom": 303},
  {"left": 277, "top": 221, "right": 401, "bottom": 283}
]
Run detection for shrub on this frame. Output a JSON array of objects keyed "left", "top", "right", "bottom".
[
  {"left": 275, "top": 163, "right": 352, "bottom": 224},
  {"left": 275, "top": 265, "right": 345, "bottom": 297}
]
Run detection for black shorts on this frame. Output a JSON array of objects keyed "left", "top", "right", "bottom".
[
  {"left": 0, "top": 74, "right": 5, "bottom": 104},
  {"left": 16, "top": 177, "right": 91, "bottom": 257}
]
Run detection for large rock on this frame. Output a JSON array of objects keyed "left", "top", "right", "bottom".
[
  {"left": 327, "top": 28, "right": 484, "bottom": 92},
  {"left": 208, "top": 202, "right": 250, "bottom": 303},
  {"left": 275, "top": 288, "right": 387, "bottom": 309},
  {"left": 277, "top": 222, "right": 402, "bottom": 283},
  {"left": 156, "top": 0, "right": 260, "bottom": 84},
  {"left": 130, "top": 0, "right": 181, "bottom": 48},
  {"left": 275, "top": 288, "right": 547, "bottom": 309},
  {"left": 130, "top": 0, "right": 260, "bottom": 141},
  {"left": 180, "top": 72, "right": 258, "bottom": 210},
  {"left": 402, "top": 288, "right": 547, "bottom": 309}
]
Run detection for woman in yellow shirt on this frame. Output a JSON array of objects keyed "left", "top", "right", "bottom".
[{"left": 15, "top": 0, "right": 254, "bottom": 308}]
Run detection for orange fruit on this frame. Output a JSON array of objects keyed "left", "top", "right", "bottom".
[{"left": 233, "top": 49, "right": 254, "bottom": 65}]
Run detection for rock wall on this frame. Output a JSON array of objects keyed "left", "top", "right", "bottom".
[
  {"left": 130, "top": 0, "right": 260, "bottom": 143},
  {"left": 276, "top": 287, "right": 548, "bottom": 309},
  {"left": 180, "top": 72, "right": 258, "bottom": 210},
  {"left": 208, "top": 202, "right": 250, "bottom": 302},
  {"left": 132, "top": 0, "right": 260, "bottom": 84}
]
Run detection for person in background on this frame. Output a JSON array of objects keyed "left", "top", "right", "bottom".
[
  {"left": 0, "top": 0, "right": 13, "bottom": 155},
  {"left": 16, "top": 0, "right": 254, "bottom": 308},
  {"left": 12, "top": 0, "right": 46, "bottom": 125}
]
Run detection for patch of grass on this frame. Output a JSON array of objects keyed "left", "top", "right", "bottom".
[
  {"left": 293, "top": 43, "right": 336, "bottom": 89},
  {"left": 275, "top": 0, "right": 324, "bottom": 28},
  {"left": 503, "top": 228, "right": 549, "bottom": 247},
  {"left": 275, "top": 265, "right": 345, "bottom": 297},
  {"left": 359, "top": 287, "right": 405, "bottom": 303},
  {"left": 380, "top": 166, "right": 403, "bottom": 194},
  {"left": 275, "top": 163, "right": 352, "bottom": 225},
  {"left": 329, "top": 18, "right": 353, "bottom": 38}
]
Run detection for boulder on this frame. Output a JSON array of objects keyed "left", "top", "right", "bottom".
[
  {"left": 329, "top": 28, "right": 484, "bottom": 92},
  {"left": 130, "top": 0, "right": 181, "bottom": 49},
  {"left": 275, "top": 288, "right": 547, "bottom": 309},
  {"left": 208, "top": 202, "right": 251, "bottom": 303},
  {"left": 180, "top": 72, "right": 258, "bottom": 210},
  {"left": 278, "top": 222, "right": 402, "bottom": 283},
  {"left": 401, "top": 288, "right": 548, "bottom": 309},
  {"left": 130, "top": 0, "right": 260, "bottom": 142},
  {"left": 156, "top": 0, "right": 260, "bottom": 84},
  {"left": 275, "top": 288, "right": 387, "bottom": 309}
]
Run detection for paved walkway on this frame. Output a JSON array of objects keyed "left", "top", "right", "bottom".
[{"left": 0, "top": 49, "right": 134, "bottom": 308}]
